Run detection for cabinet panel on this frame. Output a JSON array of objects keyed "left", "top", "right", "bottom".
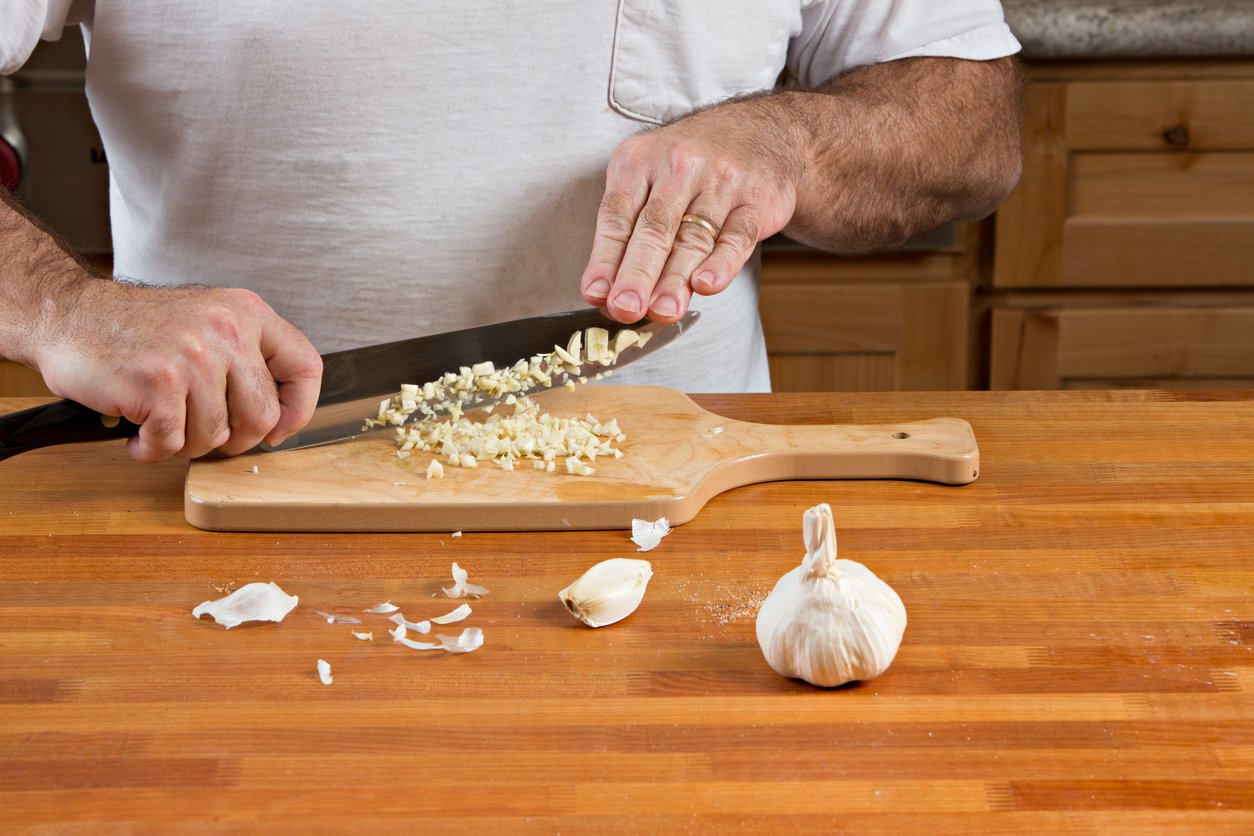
[
  {"left": 1066, "top": 80, "right": 1254, "bottom": 151},
  {"left": 991, "top": 306, "right": 1254, "bottom": 389},
  {"left": 761, "top": 281, "right": 968, "bottom": 392},
  {"left": 759, "top": 283, "right": 900, "bottom": 354},
  {"left": 1070, "top": 152, "right": 1254, "bottom": 217},
  {"left": 767, "top": 354, "right": 896, "bottom": 392},
  {"left": 992, "top": 83, "right": 1068, "bottom": 287},
  {"left": 1061, "top": 220, "right": 1254, "bottom": 286},
  {"left": 0, "top": 360, "right": 52, "bottom": 397},
  {"left": 995, "top": 70, "right": 1254, "bottom": 290}
]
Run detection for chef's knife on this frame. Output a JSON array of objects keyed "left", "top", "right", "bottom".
[{"left": 0, "top": 308, "right": 698, "bottom": 460}]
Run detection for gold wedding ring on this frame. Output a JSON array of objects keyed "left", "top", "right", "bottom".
[{"left": 680, "top": 213, "right": 720, "bottom": 240}]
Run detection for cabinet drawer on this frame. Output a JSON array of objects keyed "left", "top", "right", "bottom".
[
  {"left": 994, "top": 75, "right": 1254, "bottom": 289},
  {"left": 1066, "top": 80, "right": 1254, "bottom": 151},
  {"left": 760, "top": 281, "right": 968, "bottom": 391},
  {"left": 0, "top": 360, "right": 52, "bottom": 397},
  {"left": 990, "top": 305, "right": 1254, "bottom": 389}
]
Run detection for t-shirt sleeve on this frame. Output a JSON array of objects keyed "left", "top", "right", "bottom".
[
  {"left": 787, "top": 0, "right": 1022, "bottom": 87},
  {"left": 1, "top": 0, "right": 79, "bottom": 75}
]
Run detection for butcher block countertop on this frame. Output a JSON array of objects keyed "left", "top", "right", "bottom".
[{"left": 1, "top": 390, "right": 1252, "bottom": 832}]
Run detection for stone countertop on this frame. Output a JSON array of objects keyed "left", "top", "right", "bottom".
[{"left": 1003, "top": 0, "right": 1254, "bottom": 60}]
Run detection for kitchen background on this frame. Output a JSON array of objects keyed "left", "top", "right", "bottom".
[{"left": 2, "top": 0, "right": 1252, "bottom": 397}]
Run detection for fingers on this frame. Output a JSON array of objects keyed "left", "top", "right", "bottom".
[
  {"left": 180, "top": 382, "right": 232, "bottom": 459},
  {"left": 581, "top": 173, "right": 649, "bottom": 310},
  {"left": 582, "top": 129, "right": 785, "bottom": 323},
  {"left": 89, "top": 286, "right": 319, "bottom": 462},
  {"left": 257, "top": 316, "right": 322, "bottom": 446},
  {"left": 216, "top": 364, "right": 280, "bottom": 456},
  {"left": 126, "top": 386, "right": 187, "bottom": 463},
  {"left": 584, "top": 180, "right": 731, "bottom": 325},
  {"left": 601, "top": 183, "right": 693, "bottom": 323},
  {"left": 691, "top": 203, "right": 762, "bottom": 296},
  {"left": 647, "top": 202, "right": 728, "bottom": 323}
]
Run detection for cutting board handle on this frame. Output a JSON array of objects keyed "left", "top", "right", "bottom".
[
  {"left": 708, "top": 416, "right": 979, "bottom": 487},
  {"left": 0, "top": 400, "right": 139, "bottom": 461}
]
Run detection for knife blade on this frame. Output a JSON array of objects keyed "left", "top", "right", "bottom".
[
  {"left": 0, "top": 309, "right": 697, "bottom": 461},
  {"left": 264, "top": 309, "right": 699, "bottom": 451}
]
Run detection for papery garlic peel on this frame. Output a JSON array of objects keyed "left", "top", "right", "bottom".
[
  {"left": 558, "top": 558, "right": 653, "bottom": 628},
  {"left": 755, "top": 504, "right": 906, "bottom": 687}
]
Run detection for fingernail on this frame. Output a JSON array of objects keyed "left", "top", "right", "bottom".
[
  {"left": 653, "top": 295, "right": 678, "bottom": 317},
  {"left": 586, "top": 279, "right": 611, "bottom": 298},
  {"left": 694, "top": 271, "right": 716, "bottom": 292},
  {"left": 614, "top": 291, "right": 642, "bottom": 315}
]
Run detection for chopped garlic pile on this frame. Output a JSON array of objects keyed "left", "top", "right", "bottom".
[{"left": 368, "top": 325, "right": 649, "bottom": 476}]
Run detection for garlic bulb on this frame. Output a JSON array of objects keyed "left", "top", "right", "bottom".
[
  {"left": 755, "top": 504, "right": 906, "bottom": 687},
  {"left": 558, "top": 558, "right": 653, "bottom": 627}
]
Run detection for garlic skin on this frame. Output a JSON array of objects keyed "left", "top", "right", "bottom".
[
  {"left": 755, "top": 504, "right": 906, "bottom": 687},
  {"left": 559, "top": 558, "right": 653, "bottom": 628}
]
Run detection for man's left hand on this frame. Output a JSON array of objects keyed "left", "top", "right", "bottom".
[{"left": 580, "top": 102, "right": 801, "bottom": 324}]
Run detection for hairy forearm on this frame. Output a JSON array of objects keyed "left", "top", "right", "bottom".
[
  {"left": 725, "top": 56, "right": 1023, "bottom": 254},
  {"left": 0, "top": 189, "right": 104, "bottom": 368}
]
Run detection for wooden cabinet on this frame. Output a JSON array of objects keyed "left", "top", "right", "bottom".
[
  {"left": 762, "top": 60, "right": 1254, "bottom": 393},
  {"left": 0, "top": 360, "right": 51, "bottom": 397},
  {"left": 760, "top": 225, "right": 983, "bottom": 392},
  {"left": 990, "top": 60, "right": 1254, "bottom": 389},
  {"left": 991, "top": 292, "right": 1254, "bottom": 389}
]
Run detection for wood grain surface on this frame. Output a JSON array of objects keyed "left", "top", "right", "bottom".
[
  {"left": 185, "top": 386, "right": 979, "bottom": 532},
  {"left": 1, "top": 391, "right": 1252, "bottom": 832}
]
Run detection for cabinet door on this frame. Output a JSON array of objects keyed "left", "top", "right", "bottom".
[
  {"left": 994, "top": 78, "right": 1254, "bottom": 288},
  {"left": 761, "top": 280, "right": 969, "bottom": 391},
  {"left": 991, "top": 305, "right": 1254, "bottom": 389},
  {"left": 0, "top": 360, "right": 52, "bottom": 397}
]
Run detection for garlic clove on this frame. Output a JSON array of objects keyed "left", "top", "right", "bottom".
[
  {"left": 755, "top": 503, "right": 906, "bottom": 687},
  {"left": 558, "top": 558, "right": 653, "bottom": 628}
]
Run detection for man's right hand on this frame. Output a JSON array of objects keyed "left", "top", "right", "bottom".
[{"left": 33, "top": 280, "right": 323, "bottom": 462}]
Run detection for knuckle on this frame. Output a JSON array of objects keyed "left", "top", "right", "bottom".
[
  {"left": 726, "top": 214, "right": 763, "bottom": 248},
  {"left": 597, "top": 212, "right": 635, "bottom": 243},
  {"left": 298, "top": 351, "right": 324, "bottom": 381},
  {"left": 234, "top": 396, "right": 281, "bottom": 437},
  {"left": 202, "top": 305, "right": 245, "bottom": 348},
  {"left": 710, "top": 157, "right": 742, "bottom": 191},
  {"left": 616, "top": 264, "right": 660, "bottom": 289},
  {"left": 208, "top": 408, "right": 231, "bottom": 443},
  {"left": 174, "top": 332, "right": 215, "bottom": 371},
  {"left": 610, "top": 136, "right": 648, "bottom": 172},
  {"left": 141, "top": 420, "right": 183, "bottom": 459},
  {"left": 674, "top": 225, "right": 716, "bottom": 250},
  {"left": 657, "top": 268, "right": 693, "bottom": 291},
  {"left": 222, "top": 287, "right": 267, "bottom": 312},
  {"left": 139, "top": 362, "right": 185, "bottom": 395},
  {"left": 666, "top": 142, "right": 705, "bottom": 178},
  {"left": 284, "top": 347, "right": 323, "bottom": 383},
  {"left": 634, "top": 203, "right": 674, "bottom": 238},
  {"left": 736, "top": 182, "right": 771, "bottom": 208},
  {"left": 597, "top": 196, "right": 637, "bottom": 239}
]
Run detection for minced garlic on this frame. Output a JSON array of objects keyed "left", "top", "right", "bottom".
[{"left": 367, "top": 326, "right": 639, "bottom": 475}]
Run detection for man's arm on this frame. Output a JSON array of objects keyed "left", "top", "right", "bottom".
[
  {"left": 0, "top": 189, "right": 322, "bottom": 461},
  {"left": 581, "top": 56, "right": 1023, "bottom": 324}
]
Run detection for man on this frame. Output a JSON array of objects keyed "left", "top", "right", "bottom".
[{"left": 0, "top": 2, "right": 1023, "bottom": 462}]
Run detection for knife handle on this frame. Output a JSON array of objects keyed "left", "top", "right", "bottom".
[{"left": 0, "top": 400, "right": 140, "bottom": 461}]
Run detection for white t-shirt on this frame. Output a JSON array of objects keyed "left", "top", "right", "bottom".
[{"left": 3, "top": 1, "right": 1019, "bottom": 392}]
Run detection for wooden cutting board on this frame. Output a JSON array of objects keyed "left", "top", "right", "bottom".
[{"left": 184, "top": 385, "right": 978, "bottom": 532}]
